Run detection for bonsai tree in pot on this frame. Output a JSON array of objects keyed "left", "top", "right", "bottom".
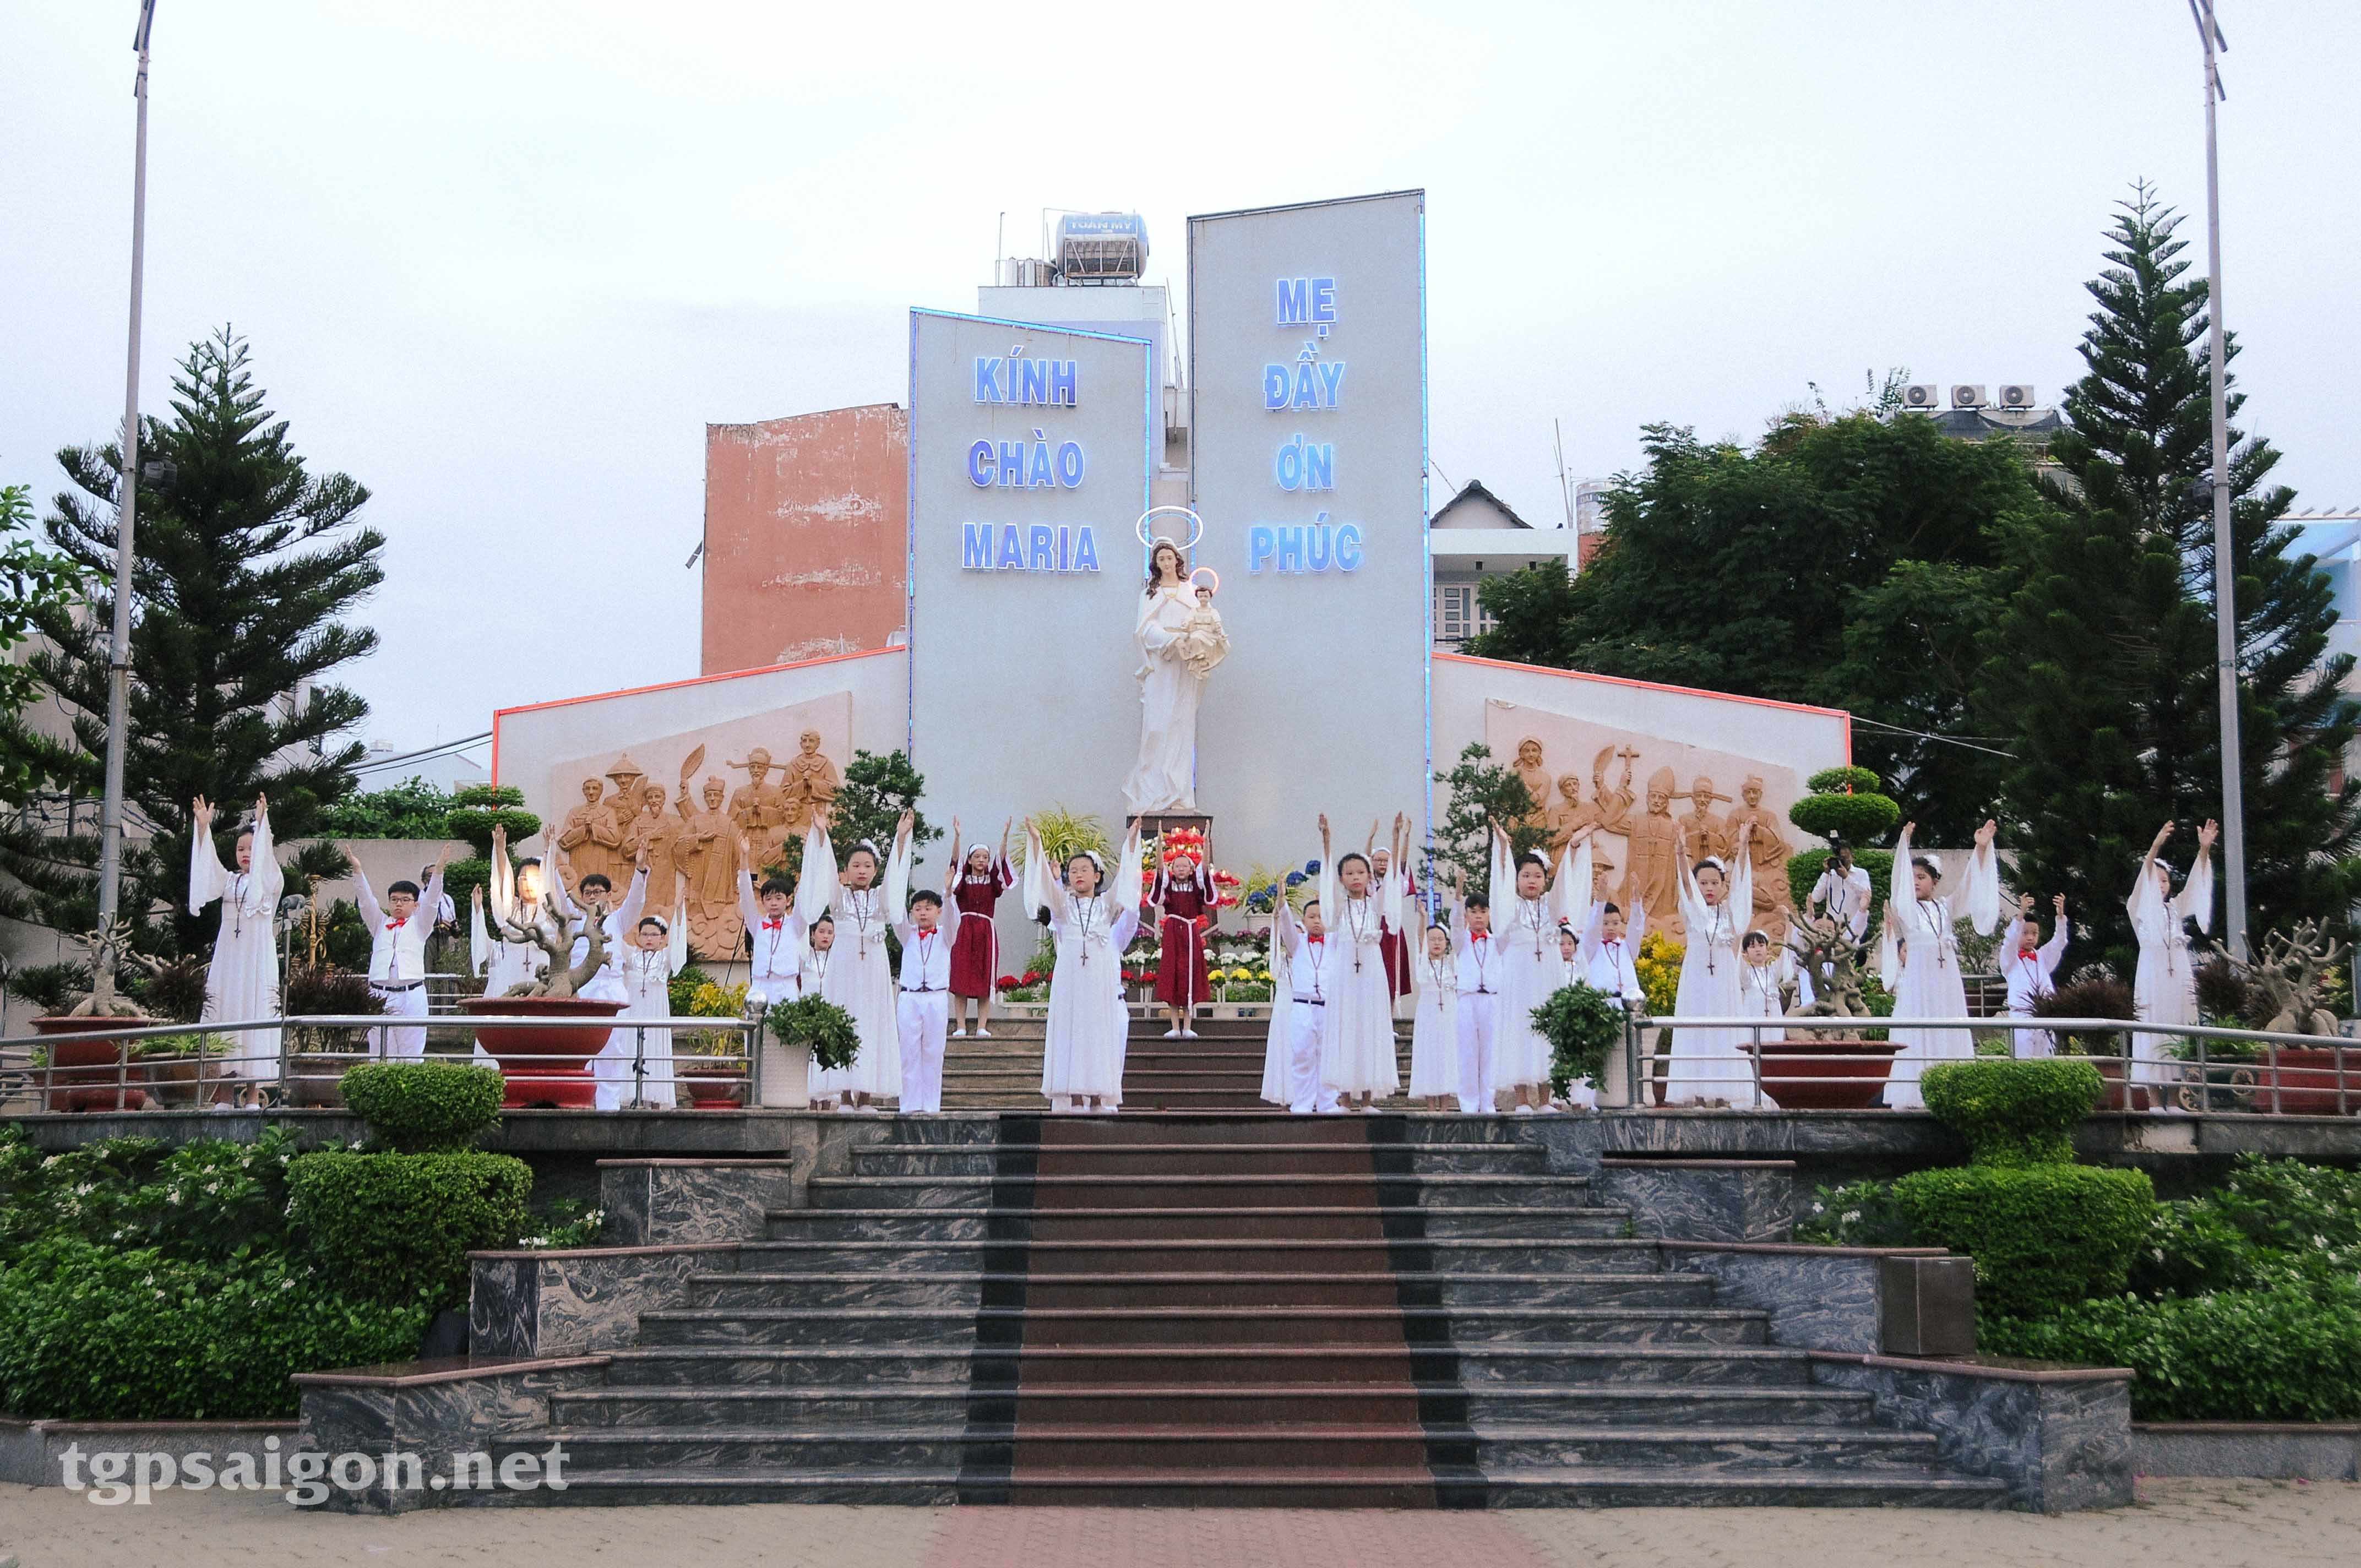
[
  {"left": 34, "top": 921, "right": 168, "bottom": 1110},
  {"left": 463, "top": 845, "right": 635, "bottom": 1108}
]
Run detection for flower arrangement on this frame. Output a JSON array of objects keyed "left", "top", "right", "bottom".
[
  {"left": 994, "top": 971, "right": 1048, "bottom": 1003},
  {"left": 1209, "top": 867, "right": 1243, "bottom": 910},
  {"left": 1634, "top": 929, "right": 1684, "bottom": 1017}
]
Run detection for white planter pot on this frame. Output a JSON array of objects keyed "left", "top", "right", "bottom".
[{"left": 759, "top": 1038, "right": 812, "bottom": 1108}]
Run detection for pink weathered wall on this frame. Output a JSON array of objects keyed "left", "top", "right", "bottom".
[{"left": 701, "top": 405, "right": 909, "bottom": 676}]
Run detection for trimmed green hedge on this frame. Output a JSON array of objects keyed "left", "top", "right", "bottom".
[
  {"left": 1539, "top": 982, "right": 1625, "bottom": 1095},
  {"left": 288, "top": 1151, "right": 531, "bottom": 1309},
  {"left": 1983, "top": 1284, "right": 2361, "bottom": 1422},
  {"left": 339, "top": 1061, "right": 504, "bottom": 1152},
  {"left": 1893, "top": 1163, "right": 2154, "bottom": 1319},
  {"left": 1921, "top": 1058, "right": 2103, "bottom": 1167},
  {"left": 0, "top": 1235, "right": 429, "bottom": 1420}
]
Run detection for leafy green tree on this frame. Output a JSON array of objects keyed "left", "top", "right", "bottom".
[
  {"left": 0, "top": 477, "right": 87, "bottom": 814},
  {"left": 828, "top": 750, "right": 941, "bottom": 873},
  {"left": 1982, "top": 186, "right": 2361, "bottom": 967},
  {"left": 1470, "top": 407, "right": 2056, "bottom": 840},
  {"left": 0, "top": 329, "right": 382, "bottom": 959},
  {"left": 1432, "top": 742, "right": 1550, "bottom": 901}
]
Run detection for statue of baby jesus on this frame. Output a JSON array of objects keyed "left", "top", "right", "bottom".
[{"left": 1179, "top": 569, "right": 1230, "bottom": 679}]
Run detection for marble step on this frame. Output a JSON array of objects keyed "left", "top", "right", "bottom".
[
  {"left": 597, "top": 1342, "right": 1810, "bottom": 1389},
  {"left": 764, "top": 1205, "right": 1631, "bottom": 1244},
  {"left": 730, "top": 1235, "right": 1668, "bottom": 1275},
  {"left": 633, "top": 1304, "right": 1769, "bottom": 1349},
  {"left": 685, "top": 1269, "right": 1721, "bottom": 1312},
  {"left": 501, "top": 1464, "right": 2007, "bottom": 1509},
  {"left": 846, "top": 1140, "right": 1554, "bottom": 1177},
  {"left": 547, "top": 1381, "right": 1887, "bottom": 1432},
  {"left": 496, "top": 1422, "right": 1944, "bottom": 1477},
  {"left": 801, "top": 1173, "right": 1600, "bottom": 1210}
]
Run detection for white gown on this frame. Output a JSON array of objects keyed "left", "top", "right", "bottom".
[
  {"left": 608, "top": 924, "right": 687, "bottom": 1109},
  {"left": 798, "top": 825, "right": 910, "bottom": 1100},
  {"left": 1122, "top": 585, "right": 1206, "bottom": 815},
  {"left": 1319, "top": 861, "right": 1401, "bottom": 1097},
  {"left": 1664, "top": 853, "right": 1751, "bottom": 1106},
  {"left": 189, "top": 813, "right": 283, "bottom": 1083},
  {"left": 1406, "top": 950, "right": 1458, "bottom": 1099},
  {"left": 1881, "top": 829, "right": 1999, "bottom": 1110},
  {"left": 1492, "top": 834, "right": 1579, "bottom": 1088},
  {"left": 2130, "top": 853, "right": 2211, "bottom": 1088},
  {"left": 1032, "top": 851, "right": 1144, "bottom": 1103}
]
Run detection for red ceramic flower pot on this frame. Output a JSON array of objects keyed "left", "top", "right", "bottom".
[
  {"left": 1737, "top": 1036, "right": 1902, "bottom": 1110},
  {"left": 460, "top": 995, "right": 624, "bottom": 1109},
  {"left": 30, "top": 1016, "right": 149, "bottom": 1112}
]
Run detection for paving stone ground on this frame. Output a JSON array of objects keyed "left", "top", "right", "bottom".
[{"left": 1, "top": 1480, "right": 2355, "bottom": 1568}]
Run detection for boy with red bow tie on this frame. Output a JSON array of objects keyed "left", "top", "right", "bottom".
[
  {"left": 2000, "top": 892, "right": 2071, "bottom": 1057},
  {"left": 1451, "top": 886, "right": 1500, "bottom": 1114},
  {"left": 356, "top": 848, "right": 450, "bottom": 1060},
  {"left": 736, "top": 841, "right": 806, "bottom": 1008}
]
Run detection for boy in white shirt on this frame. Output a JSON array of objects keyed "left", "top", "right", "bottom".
[
  {"left": 895, "top": 885, "right": 955, "bottom": 1114},
  {"left": 2000, "top": 892, "right": 2070, "bottom": 1057},
  {"left": 1451, "top": 892, "right": 1500, "bottom": 1115},
  {"left": 737, "top": 838, "right": 805, "bottom": 1006},
  {"left": 356, "top": 848, "right": 449, "bottom": 1060},
  {"left": 1261, "top": 894, "right": 1335, "bottom": 1115}
]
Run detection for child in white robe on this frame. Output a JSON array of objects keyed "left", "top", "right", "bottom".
[
  {"left": 356, "top": 851, "right": 449, "bottom": 1061},
  {"left": 1581, "top": 899, "right": 1646, "bottom": 1107},
  {"left": 1405, "top": 924, "right": 1459, "bottom": 1109},
  {"left": 1881, "top": 821, "right": 2001, "bottom": 1110},
  {"left": 1316, "top": 814, "right": 1403, "bottom": 1111},
  {"left": 611, "top": 912, "right": 688, "bottom": 1109},
  {"left": 1026, "top": 819, "right": 1145, "bottom": 1114},
  {"left": 802, "top": 916, "right": 854, "bottom": 1107},
  {"left": 1490, "top": 826, "right": 1582, "bottom": 1113},
  {"left": 1553, "top": 923, "right": 1600, "bottom": 1110},
  {"left": 798, "top": 812, "right": 912, "bottom": 1111},
  {"left": 1999, "top": 892, "right": 2071, "bottom": 1058},
  {"left": 1664, "top": 828, "right": 1752, "bottom": 1107},
  {"left": 2130, "top": 819, "right": 2215, "bottom": 1110},
  {"left": 1260, "top": 890, "right": 1334, "bottom": 1114},
  {"left": 189, "top": 794, "right": 282, "bottom": 1100}
]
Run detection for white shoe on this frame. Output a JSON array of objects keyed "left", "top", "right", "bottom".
[
  {"left": 1094, "top": 1101, "right": 1117, "bottom": 1115},
  {"left": 1180, "top": 1029, "right": 1199, "bottom": 1040},
  {"left": 1163, "top": 1027, "right": 1182, "bottom": 1039},
  {"left": 1514, "top": 1104, "right": 1535, "bottom": 1115},
  {"left": 974, "top": 1027, "right": 992, "bottom": 1038}
]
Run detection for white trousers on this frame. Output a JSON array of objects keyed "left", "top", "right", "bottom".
[
  {"left": 897, "top": 990, "right": 951, "bottom": 1114},
  {"left": 2008, "top": 1010, "right": 2056, "bottom": 1059},
  {"left": 1456, "top": 992, "right": 1498, "bottom": 1114},
  {"left": 370, "top": 984, "right": 429, "bottom": 1060},
  {"left": 1287, "top": 1003, "right": 1335, "bottom": 1114}
]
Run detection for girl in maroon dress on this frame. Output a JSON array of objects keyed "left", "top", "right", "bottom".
[
  {"left": 1152, "top": 853, "right": 1214, "bottom": 1039},
  {"left": 1373, "top": 838, "right": 1415, "bottom": 1012},
  {"left": 948, "top": 819, "right": 1014, "bottom": 1038}
]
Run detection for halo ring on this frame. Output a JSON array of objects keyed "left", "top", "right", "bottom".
[{"left": 1135, "top": 505, "right": 1204, "bottom": 553}]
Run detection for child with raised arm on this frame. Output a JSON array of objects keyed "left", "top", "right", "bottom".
[
  {"left": 1025, "top": 818, "right": 1146, "bottom": 1114},
  {"left": 1450, "top": 879, "right": 1500, "bottom": 1115},
  {"left": 355, "top": 846, "right": 451, "bottom": 1061},
  {"left": 797, "top": 808, "right": 912, "bottom": 1112},
  {"left": 1316, "top": 814, "right": 1404, "bottom": 1112},
  {"left": 2000, "top": 892, "right": 2071, "bottom": 1058},
  {"left": 613, "top": 912, "right": 688, "bottom": 1109},
  {"left": 189, "top": 793, "right": 282, "bottom": 1102},
  {"left": 1259, "top": 880, "right": 1333, "bottom": 1115},
  {"left": 894, "top": 823, "right": 965, "bottom": 1114},
  {"left": 1405, "top": 922, "right": 1458, "bottom": 1111},
  {"left": 949, "top": 820, "right": 1015, "bottom": 1039}
]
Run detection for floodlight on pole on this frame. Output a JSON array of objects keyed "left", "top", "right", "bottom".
[
  {"left": 2190, "top": 0, "right": 2249, "bottom": 958},
  {"left": 97, "top": 0, "right": 158, "bottom": 937}
]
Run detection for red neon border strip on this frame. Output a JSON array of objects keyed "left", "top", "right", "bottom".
[
  {"left": 489, "top": 646, "right": 901, "bottom": 785},
  {"left": 1433, "top": 651, "right": 1854, "bottom": 765}
]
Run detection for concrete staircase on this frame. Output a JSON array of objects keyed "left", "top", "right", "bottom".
[{"left": 496, "top": 1115, "right": 2008, "bottom": 1507}]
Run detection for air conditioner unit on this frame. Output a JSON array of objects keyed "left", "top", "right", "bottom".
[
  {"left": 1901, "top": 383, "right": 1941, "bottom": 411},
  {"left": 1951, "top": 384, "right": 1988, "bottom": 410},
  {"left": 1996, "top": 383, "right": 2036, "bottom": 409}
]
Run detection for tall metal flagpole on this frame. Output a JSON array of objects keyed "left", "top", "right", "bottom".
[
  {"left": 2193, "top": 0, "right": 2249, "bottom": 957},
  {"left": 97, "top": 0, "right": 159, "bottom": 934}
]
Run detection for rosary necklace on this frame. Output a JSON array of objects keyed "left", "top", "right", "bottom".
[
  {"left": 1073, "top": 890, "right": 1100, "bottom": 965},
  {"left": 1345, "top": 895, "right": 1375, "bottom": 973}
]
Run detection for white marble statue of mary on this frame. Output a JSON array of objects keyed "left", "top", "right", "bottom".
[{"left": 1123, "top": 538, "right": 1212, "bottom": 815}]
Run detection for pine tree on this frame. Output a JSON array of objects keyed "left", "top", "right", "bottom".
[
  {"left": 0, "top": 329, "right": 384, "bottom": 960},
  {"left": 1983, "top": 185, "right": 2360, "bottom": 969}
]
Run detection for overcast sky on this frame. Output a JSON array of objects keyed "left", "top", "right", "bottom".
[{"left": 4, "top": 2, "right": 2356, "bottom": 758}]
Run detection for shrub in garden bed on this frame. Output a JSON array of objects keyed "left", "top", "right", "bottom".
[
  {"left": 1921, "top": 1057, "right": 2103, "bottom": 1166},
  {"left": 1982, "top": 1283, "right": 2361, "bottom": 1422},
  {"left": 288, "top": 1151, "right": 531, "bottom": 1310},
  {"left": 339, "top": 1060, "right": 504, "bottom": 1152},
  {"left": 1891, "top": 1163, "right": 2155, "bottom": 1319}
]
